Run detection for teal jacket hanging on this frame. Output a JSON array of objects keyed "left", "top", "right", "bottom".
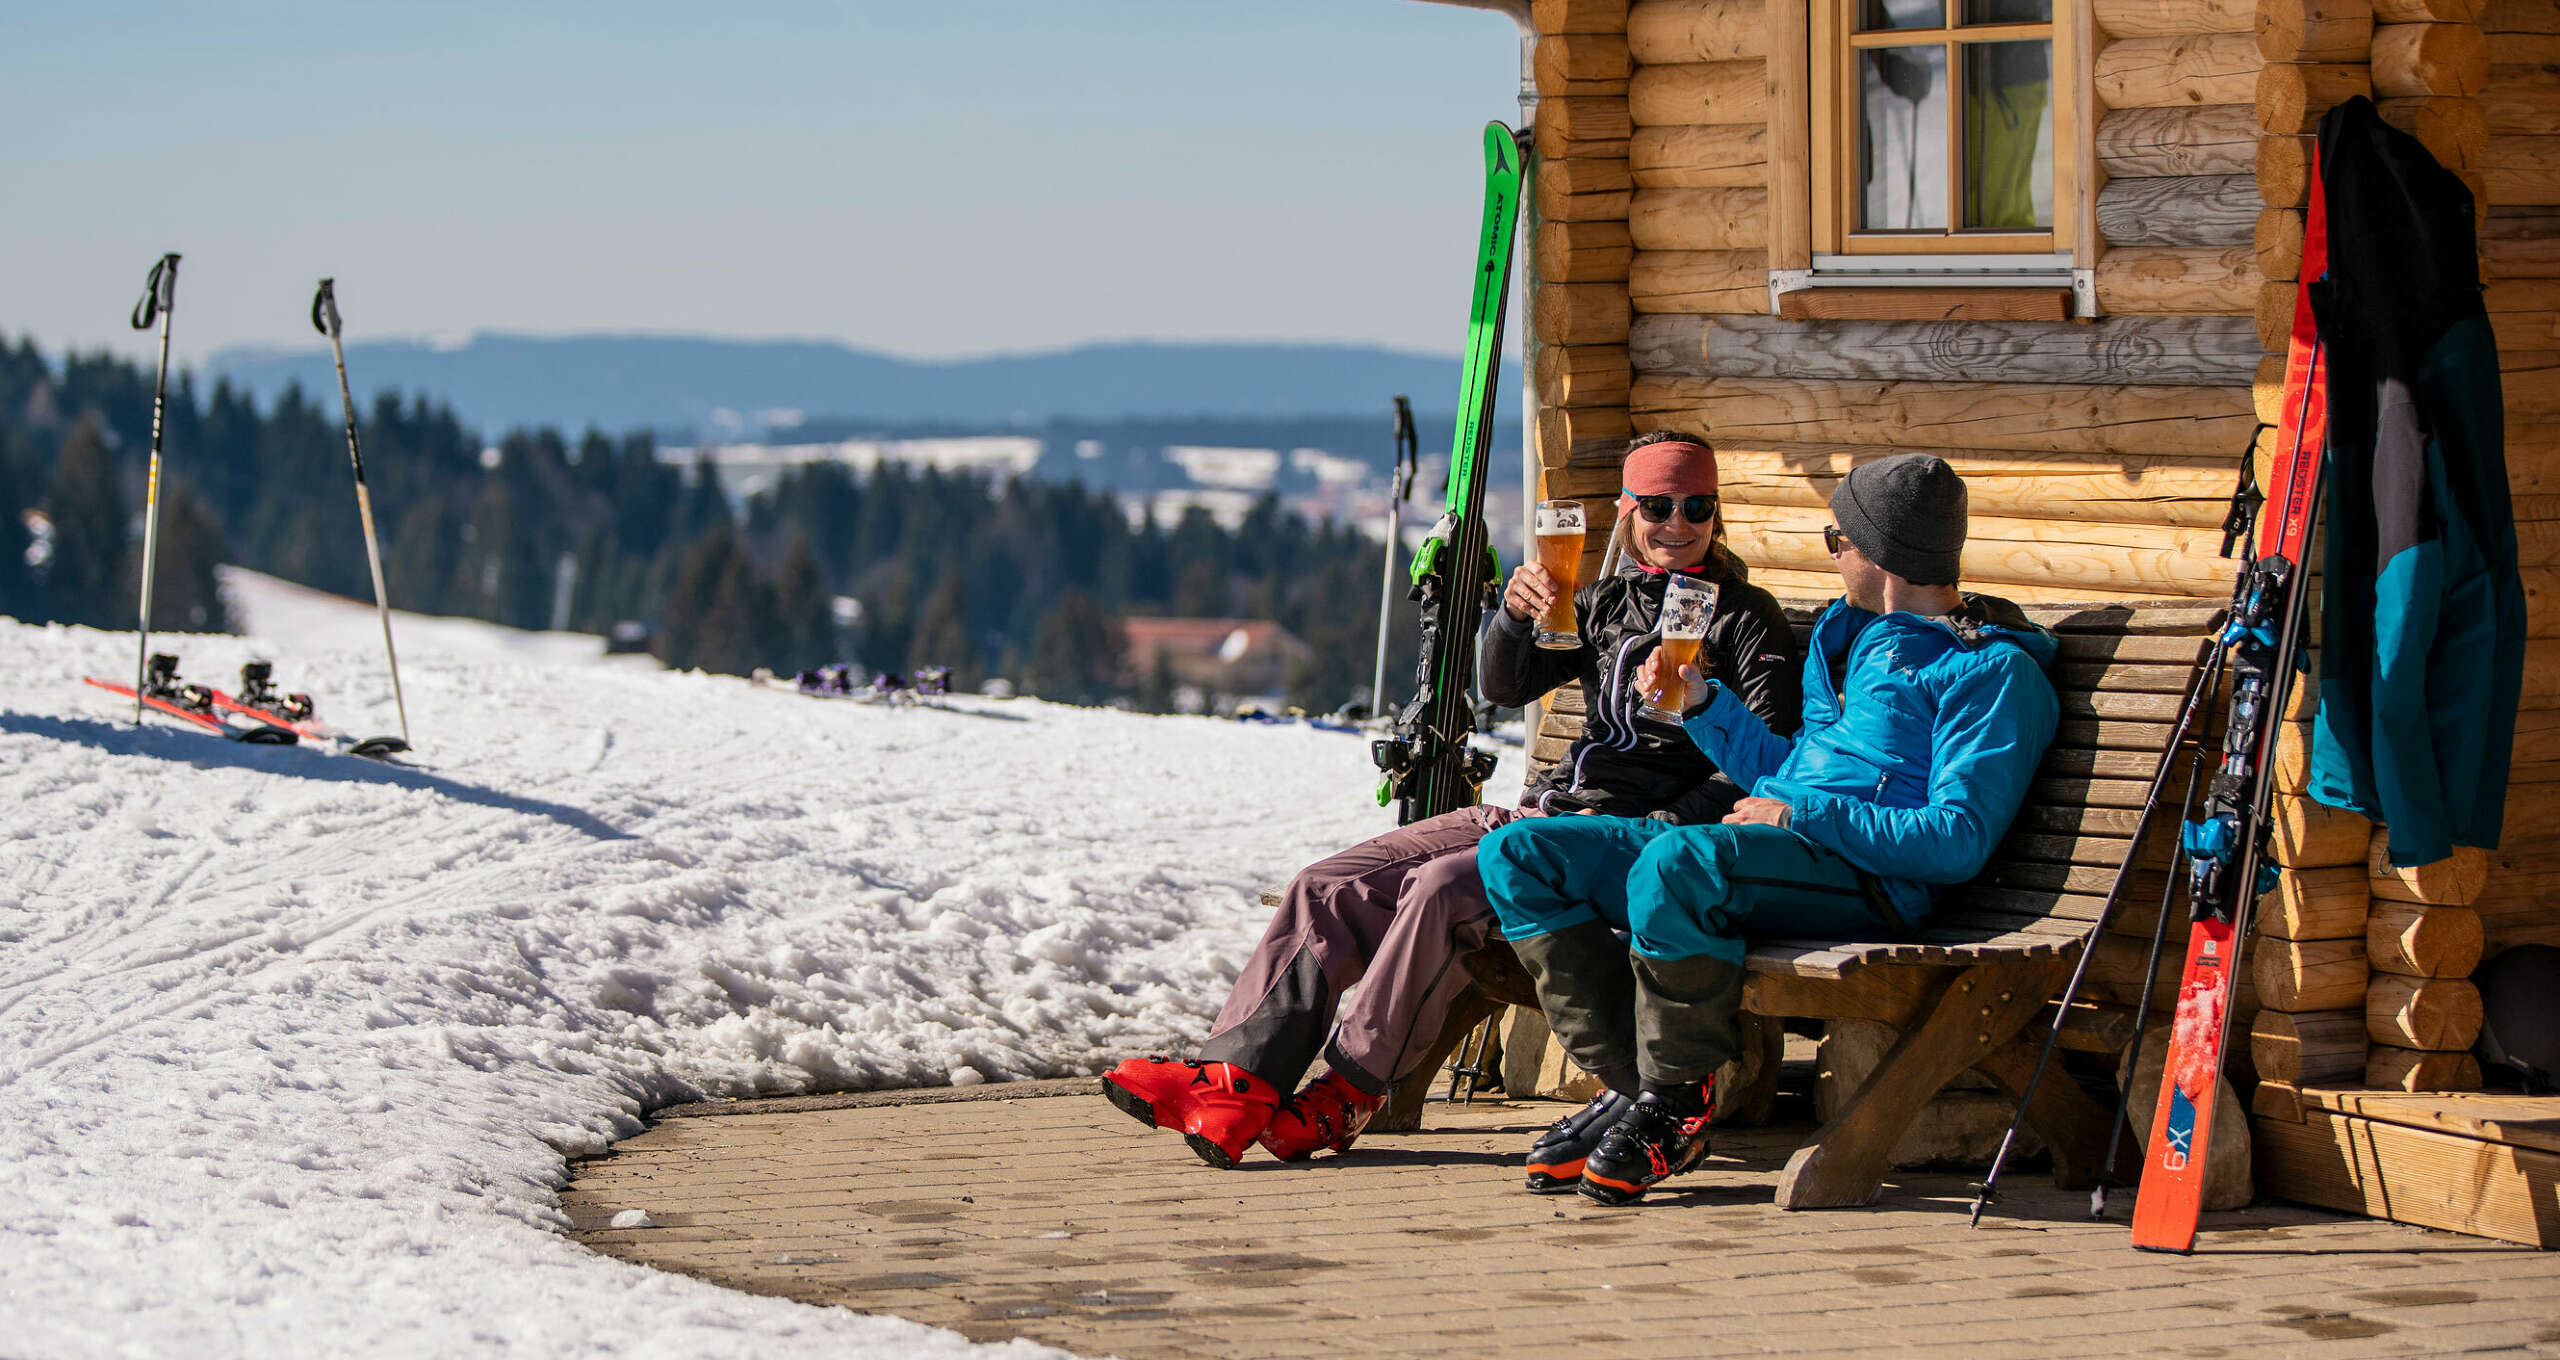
[{"left": 2307, "top": 98, "right": 2525, "bottom": 867}]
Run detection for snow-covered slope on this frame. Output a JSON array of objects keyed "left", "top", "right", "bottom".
[{"left": 0, "top": 576, "right": 1522, "bottom": 1357}]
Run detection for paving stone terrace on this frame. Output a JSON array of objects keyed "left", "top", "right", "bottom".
[{"left": 564, "top": 1080, "right": 2560, "bottom": 1359}]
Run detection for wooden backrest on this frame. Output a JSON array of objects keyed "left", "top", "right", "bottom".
[{"left": 1525, "top": 601, "right": 2222, "bottom": 977}]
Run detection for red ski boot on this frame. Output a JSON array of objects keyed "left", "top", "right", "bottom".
[
  {"left": 1256, "top": 1070, "right": 1383, "bottom": 1161},
  {"left": 1100, "top": 1056, "right": 1281, "bottom": 1169}
]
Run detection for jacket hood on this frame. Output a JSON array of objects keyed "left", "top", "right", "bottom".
[{"left": 1949, "top": 592, "right": 2058, "bottom": 672}]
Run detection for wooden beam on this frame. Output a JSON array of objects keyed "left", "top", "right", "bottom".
[
  {"left": 1766, "top": 0, "right": 1811, "bottom": 272},
  {"left": 2365, "top": 1045, "right": 2487, "bottom": 1090},
  {"left": 1629, "top": 123, "right": 1767, "bottom": 188},
  {"left": 2257, "top": 206, "right": 2307, "bottom": 280},
  {"left": 2256, "top": 864, "right": 2375, "bottom": 939},
  {"left": 2485, "top": 64, "right": 2560, "bottom": 136},
  {"left": 1626, "top": 247, "right": 1765, "bottom": 312},
  {"left": 1625, "top": 0, "right": 1765, "bottom": 63},
  {"left": 2378, "top": 0, "right": 2486, "bottom": 18},
  {"left": 1600, "top": 439, "right": 2240, "bottom": 529},
  {"left": 2094, "top": 0, "right": 2256, "bottom": 39},
  {"left": 2368, "top": 901, "right": 2487, "bottom": 977},
  {"left": 1534, "top": 281, "right": 1632, "bottom": 346},
  {"left": 2260, "top": 0, "right": 2378, "bottom": 60},
  {"left": 1537, "top": 343, "right": 1634, "bottom": 407},
  {"left": 2255, "top": 935, "right": 2372, "bottom": 1011},
  {"left": 1538, "top": 220, "right": 1634, "bottom": 282},
  {"left": 2258, "top": 62, "right": 2378, "bottom": 132},
  {"left": 1628, "top": 186, "right": 1768, "bottom": 251},
  {"left": 2273, "top": 792, "right": 2374, "bottom": 867},
  {"left": 1714, "top": 502, "right": 2246, "bottom": 597},
  {"left": 2259, "top": 132, "right": 2316, "bottom": 206},
  {"left": 2095, "top": 104, "right": 2262, "bottom": 177},
  {"left": 1774, "top": 288, "right": 2073, "bottom": 321},
  {"left": 2098, "top": 33, "right": 2267, "bottom": 109},
  {"left": 2097, "top": 174, "right": 2263, "bottom": 247},
  {"left": 1536, "top": 33, "right": 1632, "bottom": 96},
  {"left": 2095, "top": 245, "right": 2266, "bottom": 314},
  {"left": 2369, "top": 835, "right": 2488, "bottom": 905},
  {"left": 2483, "top": 0, "right": 2550, "bottom": 27},
  {"left": 1628, "top": 374, "right": 2255, "bottom": 455},
  {"left": 2377, "top": 95, "right": 2491, "bottom": 170},
  {"left": 1535, "top": 0, "right": 1631, "bottom": 31},
  {"left": 2251, "top": 1008, "right": 2369, "bottom": 1084},
  {"left": 2373, "top": 21, "right": 2490, "bottom": 97},
  {"left": 1629, "top": 312, "right": 2265, "bottom": 386},
  {"left": 2254, "top": 1104, "right": 2559, "bottom": 1246},
  {"left": 1628, "top": 59, "right": 1766, "bottom": 126},
  {"left": 2367, "top": 973, "right": 2483, "bottom": 1049},
  {"left": 2487, "top": 135, "right": 2560, "bottom": 206}
]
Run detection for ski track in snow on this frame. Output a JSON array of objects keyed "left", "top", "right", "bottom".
[{"left": 0, "top": 573, "right": 1526, "bottom": 1358}]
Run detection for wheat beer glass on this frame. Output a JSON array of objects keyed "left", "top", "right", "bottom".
[
  {"left": 1640, "top": 576, "right": 1719, "bottom": 722},
  {"left": 1533, "top": 500, "right": 1586, "bottom": 650}
]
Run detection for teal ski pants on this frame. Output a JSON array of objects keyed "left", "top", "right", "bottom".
[{"left": 1477, "top": 816, "right": 1891, "bottom": 965}]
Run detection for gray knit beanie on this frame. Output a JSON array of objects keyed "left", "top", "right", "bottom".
[{"left": 1830, "top": 454, "right": 1968, "bottom": 586}]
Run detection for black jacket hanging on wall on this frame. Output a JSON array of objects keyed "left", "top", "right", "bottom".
[{"left": 2306, "top": 97, "right": 2525, "bottom": 866}]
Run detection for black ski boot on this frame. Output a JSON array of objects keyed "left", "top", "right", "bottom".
[
  {"left": 1577, "top": 1077, "right": 1715, "bottom": 1206},
  {"left": 1524, "top": 1089, "right": 1633, "bottom": 1193}
]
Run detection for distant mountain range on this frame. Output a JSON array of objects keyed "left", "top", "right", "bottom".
[{"left": 204, "top": 334, "right": 1510, "bottom": 440}]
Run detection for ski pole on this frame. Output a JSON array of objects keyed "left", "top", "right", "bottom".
[
  {"left": 1372, "top": 396, "right": 1419, "bottom": 720},
  {"left": 127, "top": 253, "right": 180, "bottom": 726},
  {"left": 312, "top": 279, "right": 411, "bottom": 749},
  {"left": 1966, "top": 617, "right": 2233, "bottom": 1227}
]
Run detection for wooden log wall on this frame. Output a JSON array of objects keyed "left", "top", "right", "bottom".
[{"left": 1525, "top": 0, "right": 2552, "bottom": 1113}]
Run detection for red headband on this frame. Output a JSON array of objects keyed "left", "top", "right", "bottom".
[{"left": 1618, "top": 440, "right": 1718, "bottom": 501}]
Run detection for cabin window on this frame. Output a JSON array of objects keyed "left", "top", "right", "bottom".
[{"left": 1793, "top": 0, "right": 2086, "bottom": 312}]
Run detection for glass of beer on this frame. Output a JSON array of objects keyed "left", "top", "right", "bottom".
[
  {"left": 1533, "top": 499, "right": 1585, "bottom": 650},
  {"left": 1640, "top": 576, "right": 1719, "bottom": 722}
]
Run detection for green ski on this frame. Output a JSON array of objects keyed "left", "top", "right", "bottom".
[{"left": 1374, "top": 121, "right": 1527, "bottom": 824}]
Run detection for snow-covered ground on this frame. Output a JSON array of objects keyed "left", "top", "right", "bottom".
[{"left": 0, "top": 572, "right": 1522, "bottom": 1358}]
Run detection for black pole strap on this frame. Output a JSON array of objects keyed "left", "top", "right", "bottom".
[
  {"left": 313, "top": 278, "right": 342, "bottom": 338},
  {"left": 131, "top": 253, "right": 179, "bottom": 331},
  {"left": 1390, "top": 394, "right": 1419, "bottom": 504}
]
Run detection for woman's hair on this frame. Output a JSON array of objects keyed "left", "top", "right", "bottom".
[{"left": 1620, "top": 429, "right": 1742, "bottom": 579}]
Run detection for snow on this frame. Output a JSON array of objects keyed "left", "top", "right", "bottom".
[{"left": 0, "top": 571, "right": 1525, "bottom": 1358}]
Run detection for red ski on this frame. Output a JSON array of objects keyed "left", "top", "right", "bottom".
[
  {"left": 2129, "top": 139, "right": 2334, "bottom": 1253},
  {"left": 84, "top": 676, "right": 297, "bottom": 745}
]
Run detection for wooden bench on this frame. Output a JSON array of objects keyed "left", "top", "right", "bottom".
[{"left": 1387, "top": 601, "right": 2221, "bottom": 1209}]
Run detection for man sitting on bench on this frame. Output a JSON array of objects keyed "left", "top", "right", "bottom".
[
  {"left": 1477, "top": 453, "right": 2062, "bottom": 1205},
  {"left": 1099, "top": 432, "right": 1801, "bottom": 1170}
]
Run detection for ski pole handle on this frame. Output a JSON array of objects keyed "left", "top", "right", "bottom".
[
  {"left": 313, "top": 278, "right": 342, "bottom": 339},
  {"left": 131, "top": 253, "right": 179, "bottom": 331}
]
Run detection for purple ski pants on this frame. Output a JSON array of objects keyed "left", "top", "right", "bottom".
[{"left": 1196, "top": 804, "right": 1521, "bottom": 1096}]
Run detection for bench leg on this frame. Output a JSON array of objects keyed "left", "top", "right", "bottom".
[
  {"left": 1968, "top": 1032, "right": 2136, "bottom": 1192},
  {"left": 1372, "top": 985, "right": 1508, "bottom": 1134},
  {"left": 1773, "top": 958, "right": 2068, "bottom": 1209}
]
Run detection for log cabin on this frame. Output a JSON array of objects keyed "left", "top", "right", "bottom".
[{"left": 1422, "top": 0, "right": 2560, "bottom": 1245}]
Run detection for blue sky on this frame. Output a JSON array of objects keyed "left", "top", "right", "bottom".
[{"left": 2, "top": 2, "right": 1523, "bottom": 368}]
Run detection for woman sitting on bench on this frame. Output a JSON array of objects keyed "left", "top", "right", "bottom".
[
  {"left": 1478, "top": 453, "right": 2063, "bottom": 1205},
  {"left": 1100, "top": 432, "right": 1803, "bottom": 1169}
]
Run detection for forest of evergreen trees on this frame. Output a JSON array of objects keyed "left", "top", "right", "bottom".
[{"left": 0, "top": 333, "right": 1427, "bottom": 712}]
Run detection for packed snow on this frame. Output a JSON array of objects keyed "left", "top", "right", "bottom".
[{"left": 0, "top": 570, "right": 1523, "bottom": 1357}]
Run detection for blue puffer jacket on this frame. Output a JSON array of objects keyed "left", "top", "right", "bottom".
[{"left": 1683, "top": 594, "right": 2060, "bottom": 928}]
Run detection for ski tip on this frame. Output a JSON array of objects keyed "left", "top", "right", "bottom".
[{"left": 350, "top": 735, "right": 412, "bottom": 759}]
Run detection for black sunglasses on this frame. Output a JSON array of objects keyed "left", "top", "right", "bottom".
[
  {"left": 1823, "top": 525, "right": 1847, "bottom": 555},
  {"left": 1624, "top": 492, "right": 1718, "bottom": 525}
]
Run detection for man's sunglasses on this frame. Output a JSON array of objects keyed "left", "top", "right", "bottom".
[
  {"left": 1823, "top": 525, "right": 1849, "bottom": 555},
  {"left": 1624, "top": 492, "right": 1719, "bottom": 524}
]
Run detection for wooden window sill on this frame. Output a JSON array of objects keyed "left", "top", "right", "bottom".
[{"left": 1775, "top": 287, "right": 2077, "bottom": 322}]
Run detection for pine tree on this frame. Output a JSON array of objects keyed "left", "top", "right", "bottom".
[
  {"left": 42, "top": 415, "right": 128, "bottom": 628},
  {"left": 1026, "top": 588, "right": 1122, "bottom": 705},
  {"left": 148, "top": 479, "right": 234, "bottom": 634},
  {"left": 907, "top": 576, "right": 972, "bottom": 682},
  {"left": 771, "top": 533, "right": 835, "bottom": 669},
  {"left": 0, "top": 429, "right": 35, "bottom": 620}
]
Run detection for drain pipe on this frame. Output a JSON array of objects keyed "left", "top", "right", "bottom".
[{"left": 1417, "top": 0, "right": 1545, "bottom": 761}]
